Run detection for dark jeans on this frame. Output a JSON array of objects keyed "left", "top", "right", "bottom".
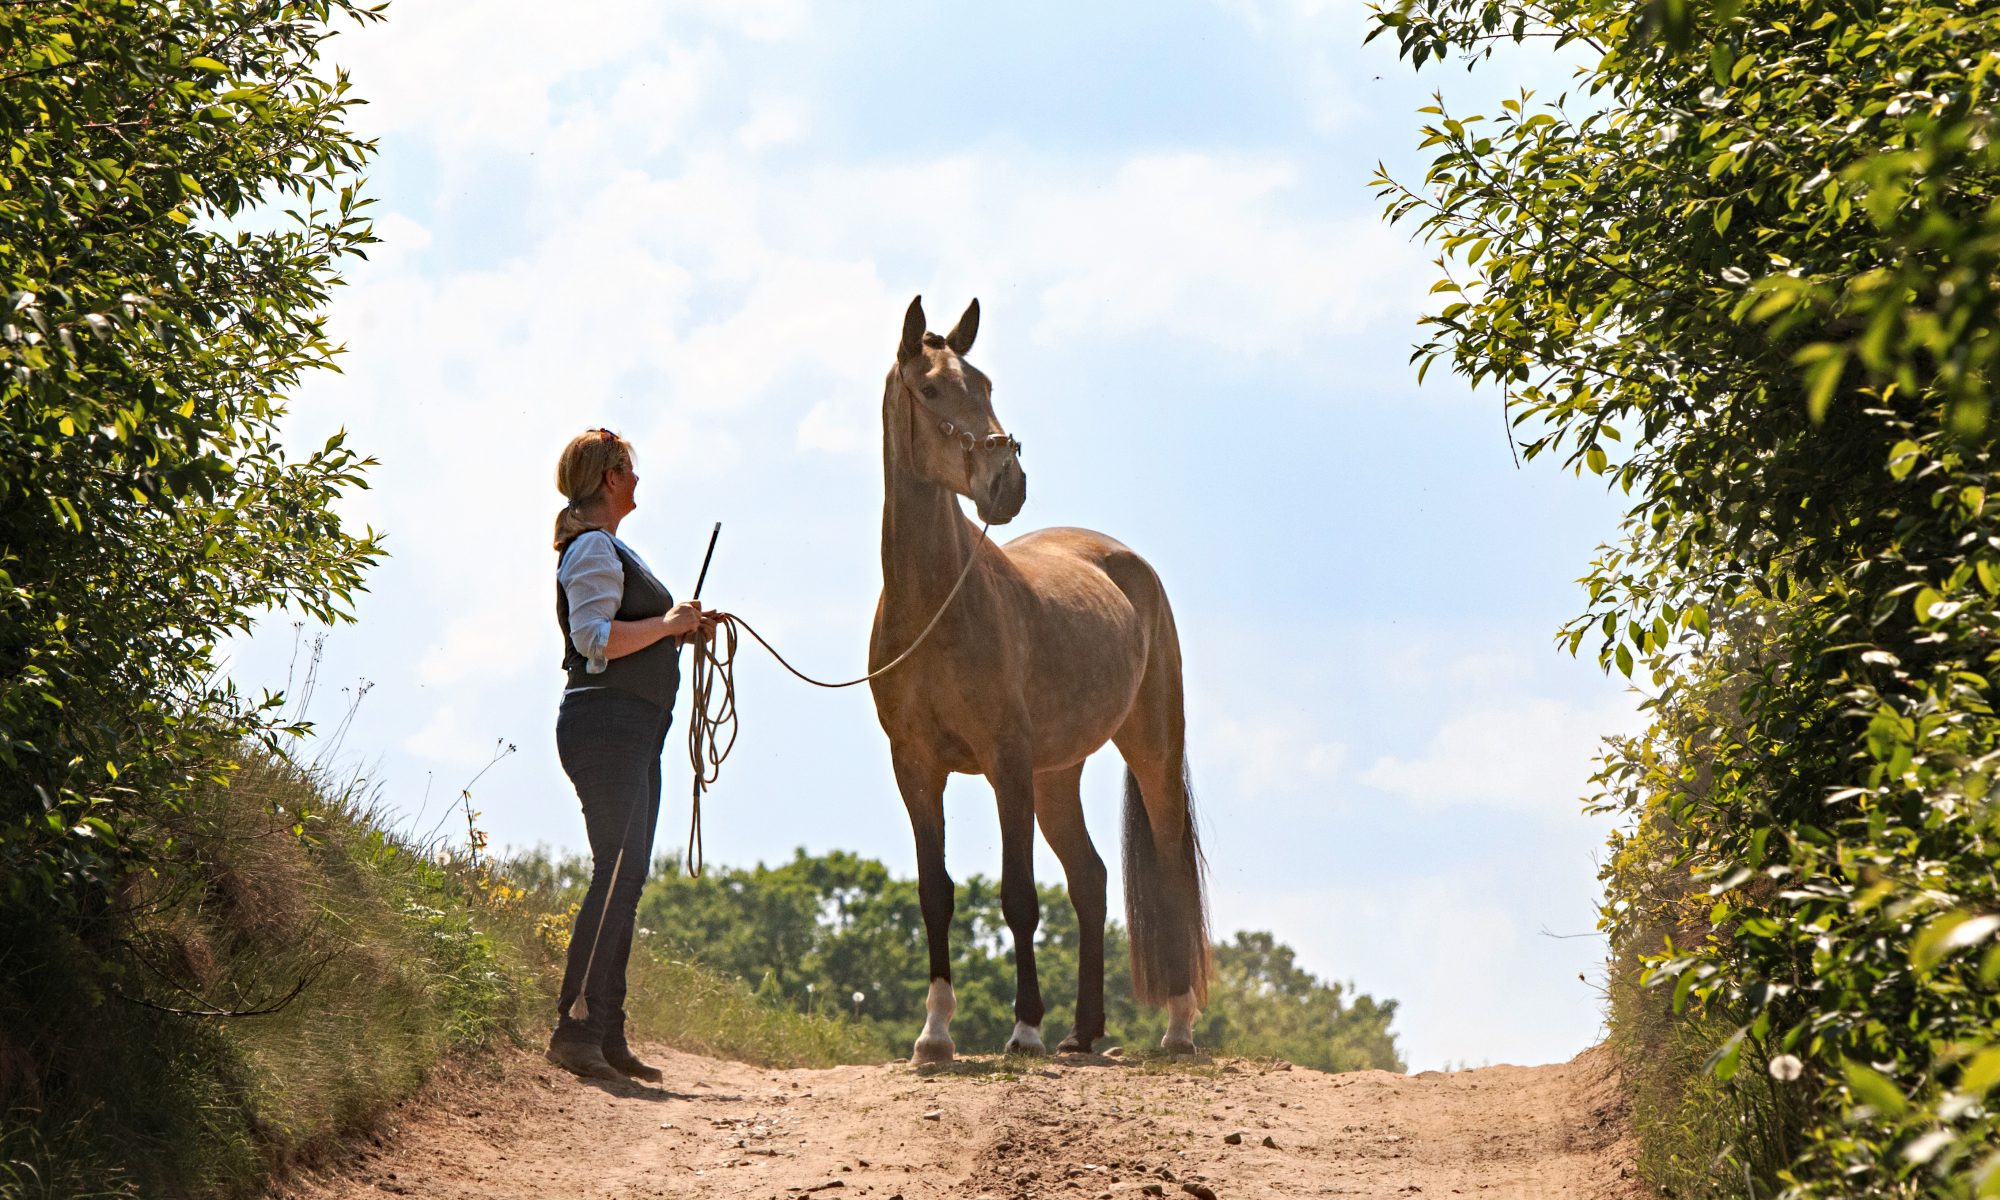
[{"left": 552, "top": 686, "right": 673, "bottom": 1048}]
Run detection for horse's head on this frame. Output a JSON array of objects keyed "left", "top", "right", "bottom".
[{"left": 892, "top": 295, "right": 1027, "bottom": 525}]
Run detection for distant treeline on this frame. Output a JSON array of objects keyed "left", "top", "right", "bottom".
[{"left": 512, "top": 846, "right": 1405, "bottom": 1073}]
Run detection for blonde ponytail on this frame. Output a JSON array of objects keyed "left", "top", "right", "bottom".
[{"left": 553, "top": 428, "right": 634, "bottom": 551}]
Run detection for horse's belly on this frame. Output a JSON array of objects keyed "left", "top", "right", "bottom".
[{"left": 1021, "top": 602, "right": 1149, "bottom": 769}]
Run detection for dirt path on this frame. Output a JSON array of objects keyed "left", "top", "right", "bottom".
[{"left": 279, "top": 1043, "right": 1642, "bottom": 1200}]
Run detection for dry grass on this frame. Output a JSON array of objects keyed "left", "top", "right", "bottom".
[{"left": 0, "top": 752, "right": 876, "bottom": 1199}]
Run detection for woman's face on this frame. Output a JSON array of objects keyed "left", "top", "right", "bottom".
[{"left": 604, "top": 459, "right": 639, "bottom": 515}]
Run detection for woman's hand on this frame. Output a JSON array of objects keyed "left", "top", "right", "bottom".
[
  {"left": 661, "top": 600, "right": 706, "bottom": 639},
  {"left": 695, "top": 607, "right": 723, "bottom": 640}
]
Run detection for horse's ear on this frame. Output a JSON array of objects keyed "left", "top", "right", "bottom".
[
  {"left": 899, "top": 295, "right": 927, "bottom": 362},
  {"left": 946, "top": 298, "right": 979, "bottom": 356}
]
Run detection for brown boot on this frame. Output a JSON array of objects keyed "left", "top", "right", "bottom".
[
  {"left": 602, "top": 1039, "right": 664, "bottom": 1084},
  {"left": 546, "top": 1035, "right": 621, "bottom": 1081}
]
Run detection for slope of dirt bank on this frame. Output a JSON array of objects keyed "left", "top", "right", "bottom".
[{"left": 276, "top": 1042, "right": 1641, "bottom": 1200}]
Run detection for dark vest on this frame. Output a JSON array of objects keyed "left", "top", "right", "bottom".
[{"left": 555, "top": 534, "right": 680, "bottom": 709}]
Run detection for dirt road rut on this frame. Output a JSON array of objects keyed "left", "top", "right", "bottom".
[{"left": 281, "top": 1044, "right": 1641, "bottom": 1200}]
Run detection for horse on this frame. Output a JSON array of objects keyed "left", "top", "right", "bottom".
[{"left": 868, "top": 295, "right": 1211, "bottom": 1064}]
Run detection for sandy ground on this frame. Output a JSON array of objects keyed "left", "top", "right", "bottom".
[{"left": 277, "top": 1043, "right": 1643, "bottom": 1200}]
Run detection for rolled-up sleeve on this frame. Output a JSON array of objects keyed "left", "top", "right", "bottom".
[{"left": 557, "top": 532, "right": 624, "bottom": 674}]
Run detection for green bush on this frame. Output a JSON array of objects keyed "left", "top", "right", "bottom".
[
  {"left": 1371, "top": 0, "right": 2000, "bottom": 1194},
  {"left": 1, "top": 0, "right": 385, "bottom": 921}
]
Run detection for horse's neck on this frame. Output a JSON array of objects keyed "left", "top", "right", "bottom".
[{"left": 881, "top": 389, "right": 975, "bottom": 635}]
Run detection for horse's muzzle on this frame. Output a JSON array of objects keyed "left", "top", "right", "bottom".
[{"left": 978, "top": 460, "right": 1027, "bottom": 525}]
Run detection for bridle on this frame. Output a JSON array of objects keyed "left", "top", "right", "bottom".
[{"left": 899, "top": 373, "right": 1022, "bottom": 478}]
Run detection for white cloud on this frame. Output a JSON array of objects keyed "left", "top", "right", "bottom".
[
  {"left": 402, "top": 704, "right": 511, "bottom": 770},
  {"left": 419, "top": 602, "right": 541, "bottom": 687},
  {"left": 364, "top": 212, "right": 432, "bottom": 273},
  {"left": 332, "top": 0, "right": 676, "bottom": 153},
  {"left": 797, "top": 396, "right": 872, "bottom": 455},
  {"left": 674, "top": 0, "right": 811, "bottom": 40},
  {"left": 738, "top": 96, "right": 806, "bottom": 150},
  {"left": 1360, "top": 697, "right": 1639, "bottom": 815},
  {"left": 1219, "top": 874, "right": 1602, "bottom": 1071},
  {"left": 1209, "top": 712, "right": 1347, "bottom": 799},
  {"left": 1019, "top": 154, "right": 1425, "bottom": 354}
]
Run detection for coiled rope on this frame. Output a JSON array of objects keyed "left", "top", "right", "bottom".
[{"left": 678, "top": 522, "right": 991, "bottom": 876}]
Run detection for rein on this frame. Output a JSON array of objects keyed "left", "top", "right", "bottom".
[
  {"left": 679, "top": 376, "right": 1016, "bottom": 875},
  {"left": 679, "top": 519, "right": 988, "bottom": 875}
]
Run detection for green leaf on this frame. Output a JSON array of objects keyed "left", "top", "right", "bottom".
[
  {"left": 1913, "top": 912, "right": 2000, "bottom": 973},
  {"left": 1706, "top": 1026, "right": 1747, "bottom": 1082},
  {"left": 1842, "top": 1061, "right": 1907, "bottom": 1116},
  {"left": 1804, "top": 348, "right": 1848, "bottom": 421},
  {"left": 1684, "top": 604, "right": 1711, "bottom": 637},
  {"left": 1961, "top": 1048, "right": 2000, "bottom": 1096},
  {"left": 1888, "top": 439, "right": 1922, "bottom": 480}
]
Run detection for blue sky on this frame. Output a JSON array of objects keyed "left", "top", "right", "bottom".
[{"left": 228, "top": 0, "right": 1637, "bottom": 1071}]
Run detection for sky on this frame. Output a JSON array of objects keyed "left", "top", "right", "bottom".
[{"left": 223, "top": 0, "right": 1640, "bottom": 1072}]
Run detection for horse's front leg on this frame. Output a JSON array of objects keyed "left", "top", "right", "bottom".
[
  {"left": 993, "top": 744, "right": 1047, "bottom": 1055},
  {"left": 894, "top": 754, "right": 956, "bottom": 1065}
]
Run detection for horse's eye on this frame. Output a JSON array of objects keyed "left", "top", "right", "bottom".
[{"left": 921, "top": 385, "right": 939, "bottom": 399}]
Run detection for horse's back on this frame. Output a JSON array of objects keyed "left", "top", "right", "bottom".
[{"left": 1000, "top": 525, "right": 1171, "bottom": 618}]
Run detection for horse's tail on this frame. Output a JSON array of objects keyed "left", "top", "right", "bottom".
[{"left": 1122, "top": 760, "right": 1211, "bottom": 1007}]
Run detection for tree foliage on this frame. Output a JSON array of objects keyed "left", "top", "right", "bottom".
[
  {"left": 628, "top": 847, "right": 1405, "bottom": 1073},
  {"left": 0, "top": 0, "right": 384, "bottom": 921},
  {"left": 1370, "top": 0, "right": 2000, "bottom": 1194}
]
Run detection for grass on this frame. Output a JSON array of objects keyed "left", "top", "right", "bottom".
[
  {"left": 1600, "top": 787, "right": 1806, "bottom": 1200},
  {"left": 0, "top": 751, "right": 878, "bottom": 1198}
]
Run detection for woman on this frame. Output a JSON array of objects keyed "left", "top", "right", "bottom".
[{"left": 547, "top": 427, "right": 713, "bottom": 1082}]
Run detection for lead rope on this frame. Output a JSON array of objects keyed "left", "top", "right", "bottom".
[{"left": 679, "top": 520, "right": 991, "bottom": 877}]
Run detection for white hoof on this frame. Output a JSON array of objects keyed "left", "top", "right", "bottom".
[
  {"left": 1161, "top": 990, "right": 1198, "bottom": 1054},
  {"left": 1005, "top": 1022, "right": 1046, "bottom": 1056},
  {"left": 911, "top": 1034, "right": 956, "bottom": 1065},
  {"left": 911, "top": 978, "right": 956, "bottom": 1065}
]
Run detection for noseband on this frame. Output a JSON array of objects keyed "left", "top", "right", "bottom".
[{"left": 901, "top": 378, "right": 1022, "bottom": 470}]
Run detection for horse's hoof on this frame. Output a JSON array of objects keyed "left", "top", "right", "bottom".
[
  {"left": 911, "top": 1035, "right": 956, "bottom": 1065},
  {"left": 1160, "top": 1035, "right": 1196, "bottom": 1056},
  {"left": 1004, "top": 1022, "right": 1046, "bottom": 1057},
  {"left": 1056, "top": 1032, "right": 1098, "bottom": 1054}
]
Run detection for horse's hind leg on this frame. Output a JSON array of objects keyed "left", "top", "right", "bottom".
[
  {"left": 1034, "top": 762, "right": 1107, "bottom": 1053},
  {"left": 894, "top": 754, "right": 956, "bottom": 1065}
]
